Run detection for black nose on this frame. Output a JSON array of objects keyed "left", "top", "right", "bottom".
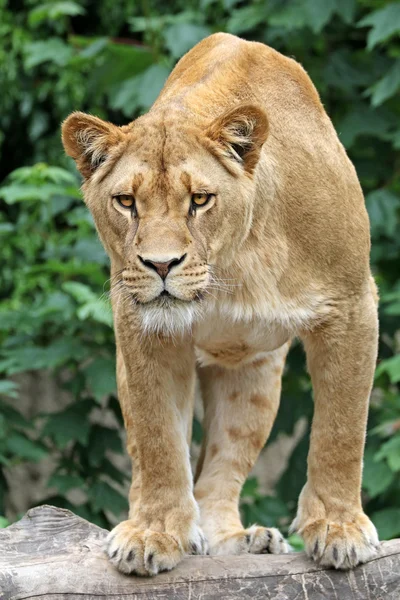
[{"left": 138, "top": 254, "right": 186, "bottom": 280}]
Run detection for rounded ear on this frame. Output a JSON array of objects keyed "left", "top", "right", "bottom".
[
  {"left": 61, "top": 112, "right": 126, "bottom": 178},
  {"left": 206, "top": 104, "right": 269, "bottom": 174}
]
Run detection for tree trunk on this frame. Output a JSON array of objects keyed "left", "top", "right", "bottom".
[{"left": 1, "top": 505, "right": 399, "bottom": 599}]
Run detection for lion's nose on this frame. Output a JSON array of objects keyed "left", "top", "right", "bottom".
[{"left": 138, "top": 254, "right": 186, "bottom": 280}]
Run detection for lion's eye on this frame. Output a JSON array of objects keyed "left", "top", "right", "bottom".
[
  {"left": 191, "top": 193, "right": 212, "bottom": 207},
  {"left": 114, "top": 194, "right": 135, "bottom": 209}
]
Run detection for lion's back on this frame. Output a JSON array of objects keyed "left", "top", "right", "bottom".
[{"left": 153, "top": 33, "right": 371, "bottom": 288}]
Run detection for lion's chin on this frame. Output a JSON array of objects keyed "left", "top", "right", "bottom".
[{"left": 137, "top": 295, "right": 202, "bottom": 336}]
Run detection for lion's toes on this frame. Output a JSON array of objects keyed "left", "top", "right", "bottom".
[
  {"left": 187, "top": 526, "right": 209, "bottom": 556},
  {"left": 210, "top": 526, "right": 291, "bottom": 556},
  {"left": 246, "top": 525, "right": 292, "bottom": 554},
  {"left": 106, "top": 520, "right": 207, "bottom": 576},
  {"left": 106, "top": 521, "right": 182, "bottom": 576},
  {"left": 107, "top": 522, "right": 147, "bottom": 576},
  {"left": 300, "top": 515, "right": 379, "bottom": 569}
]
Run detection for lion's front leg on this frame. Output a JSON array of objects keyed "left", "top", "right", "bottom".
[
  {"left": 294, "top": 287, "right": 379, "bottom": 569},
  {"left": 107, "top": 324, "right": 206, "bottom": 577}
]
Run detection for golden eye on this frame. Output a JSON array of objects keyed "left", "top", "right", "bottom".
[
  {"left": 191, "top": 193, "right": 211, "bottom": 207},
  {"left": 114, "top": 194, "right": 135, "bottom": 209}
]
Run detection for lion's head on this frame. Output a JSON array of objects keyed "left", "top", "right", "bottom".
[{"left": 62, "top": 105, "right": 268, "bottom": 333}]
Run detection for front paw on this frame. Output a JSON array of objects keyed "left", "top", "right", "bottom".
[
  {"left": 106, "top": 519, "right": 207, "bottom": 576},
  {"left": 292, "top": 512, "right": 379, "bottom": 569}
]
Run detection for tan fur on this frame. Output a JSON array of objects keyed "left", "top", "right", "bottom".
[{"left": 62, "top": 33, "right": 379, "bottom": 575}]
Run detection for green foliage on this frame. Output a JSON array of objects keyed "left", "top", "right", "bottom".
[
  {"left": 358, "top": 2, "right": 400, "bottom": 49},
  {"left": 0, "top": 0, "right": 399, "bottom": 542},
  {"left": 0, "top": 163, "right": 127, "bottom": 525}
]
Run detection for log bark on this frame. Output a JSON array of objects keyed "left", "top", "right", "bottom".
[{"left": 1, "top": 505, "right": 399, "bottom": 600}]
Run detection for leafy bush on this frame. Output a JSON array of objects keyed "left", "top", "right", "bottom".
[
  {"left": 0, "top": 0, "right": 399, "bottom": 540},
  {"left": 0, "top": 163, "right": 128, "bottom": 526}
]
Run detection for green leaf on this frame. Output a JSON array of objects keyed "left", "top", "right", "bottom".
[
  {"left": 324, "top": 49, "right": 370, "bottom": 93},
  {"left": 48, "top": 473, "right": 85, "bottom": 493},
  {"left": 371, "top": 508, "right": 400, "bottom": 540},
  {"left": 164, "top": 24, "right": 211, "bottom": 58},
  {"left": 0, "top": 400, "right": 32, "bottom": 429},
  {"left": 287, "top": 533, "right": 304, "bottom": 551},
  {"left": 62, "top": 282, "right": 98, "bottom": 304},
  {"left": 0, "top": 380, "right": 19, "bottom": 399},
  {"left": 226, "top": 5, "right": 267, "bottom": 34},
  {"left": 87, "top": 424, "right": 122, "bottom": 467},
  {"left": 0, "top": 182, "right": 80, "bottom": 205},
  {"left": 8, "top": 164, "right": 76, "bottom": 185},
  {"left": 133, "top": 64, "right": 170, "bottom": 111},
  {"left": 62, "top": 279, "right": 112, "bottom": 326},
  {"left": 29, "top": 2, "right": 85, "bottom": 26},
  {"left": 84, "top": 358, "right": 117, "bottom": 403},
  {"left": 358, "top": 3, "right": 400, "bottom": 50},
  {"left": 241, "top": 495, "right": 289, "bottom": 529},
  {"left": 0, "top": 517, "right": 9, "bottom": 528},
  {"left": 366, "top": 189, "right": 400, "bottom": 239},
  {"left": 304, "top": 0, "right": 336, "bottom": 34},
  {"left": 192, "top": 417, "right": 203, "bottom": 444},
  {"left": 79, "top": 37, "right": 108, "bottom": 59},
  {"left": 392, "top": 129, "right": 400, "bottom": 150},
  {"left": 258, "top": 496, "right": 290, "bottom": 523},
  {"left": 6, "top": 432, "right": 48, "bottom": 462},
  {"left": 0, "top": 223, "right": 14, "bottom": 234},
  {"left": 71, "top": 238, "right": 108, "bottom": 265},
  {"left": 0, "top": 415, "right": 6, "bottom": 440},
  {"left": 241, "top": 477, "right": 259, "bottom": 499},
  {"left": 88, "top": 480, "right": 128, "bottom": 515},
  {"left": 89, "top": 42, "right": 153, "bottom": 92},
  {"left": 101, "top": 457, "right": 129, "bottom": 485},
  {"left": 369, "top": 59, "right": 400, "bottom": 107},
  {"left": 42, "top": 400, "right": 94, "bottom": 449},
  {"left": 338, "top": 104, "right": 393, "bottom": 147},
  {"left": 223, "top": 0, "right": 241, "bottom": 8},
  {"left": 3, "top": 339, "right": 87, "bottom": 374},
  {"left": 383, "top": 302, "right": 400, "bottom": 316},
  {"left": 109, "top": 64, "right": 170, "bottom": 115},
  {"left": 42, "top": 166, "right": 78, "bottom": 185},
  {"left": 268, "top": 2, "right": 308, "bottom": 30},
  {"left": 335, "top": 0, "right": 356, "bottom": 24},
  {"left": 363, "top": 449, "right": 394, "bottom": 497},
  {"left": 375, "top": 355, "right": 400, "bottom": 384},
  {"left": 277, "top": 432, "right": 309, "bottom": 504},
  {"left": 77, "top": 300, "right": 113, "bottom": 327},
  {"left": 375, "top": 435, "right": 400, "bottom": 471},
  {"left": 24, "top": 39, "right": 73, "bottom": 69}
]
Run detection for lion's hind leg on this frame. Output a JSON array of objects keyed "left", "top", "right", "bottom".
[{"left": 195, "top": 342, "right": 291, "bottom": 555}]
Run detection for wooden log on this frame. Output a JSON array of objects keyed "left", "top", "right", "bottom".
[{"left": 1, "top": 505, "right": 399, "bottom": 599}]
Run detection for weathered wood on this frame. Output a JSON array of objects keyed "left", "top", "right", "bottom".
[{"left": 0, "top": 505, "right": 399, "bottom": 600}]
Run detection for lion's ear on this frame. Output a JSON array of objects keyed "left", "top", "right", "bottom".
[
  {"left": 206, "top": 105, "right": 269, "bottom": 174},
  {"left": 61, "top": 112, "right": 125, "bottom": 178}
]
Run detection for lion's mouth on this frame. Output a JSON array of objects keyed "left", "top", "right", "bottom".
[
  {"left": 147, "top": 290, "right": 203, "bottom": 306},
  {"left": 129, "top": 288, "right": 204, "bottom": 306},
  {"left": 145, "top": 290, "right": 183, "bottom": 306}
]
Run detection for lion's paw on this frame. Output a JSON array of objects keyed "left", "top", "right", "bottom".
[
  {"left": 106, "top": 520, "right": 207, "bottom": 576},
  {"left": 209, "top": 525, "right": 291, "bottom": 556},
  {"left": 294, "top": 513, "right": 379, "bottom": 569}
]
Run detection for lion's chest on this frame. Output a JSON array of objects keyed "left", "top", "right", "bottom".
[
  {"left": 193, "top": 289, "right": 327, "bottom": 369},
  {"left": 194, "top": 312, "right": 290, "bottom": 369}
]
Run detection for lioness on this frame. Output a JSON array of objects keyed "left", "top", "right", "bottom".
[{"left": 62, "top": 33, "right": 379, "bottom": 575}]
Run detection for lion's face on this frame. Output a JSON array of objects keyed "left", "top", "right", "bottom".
[{"left": 62, "top": 106, "right": 268, "bottom": 332}]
